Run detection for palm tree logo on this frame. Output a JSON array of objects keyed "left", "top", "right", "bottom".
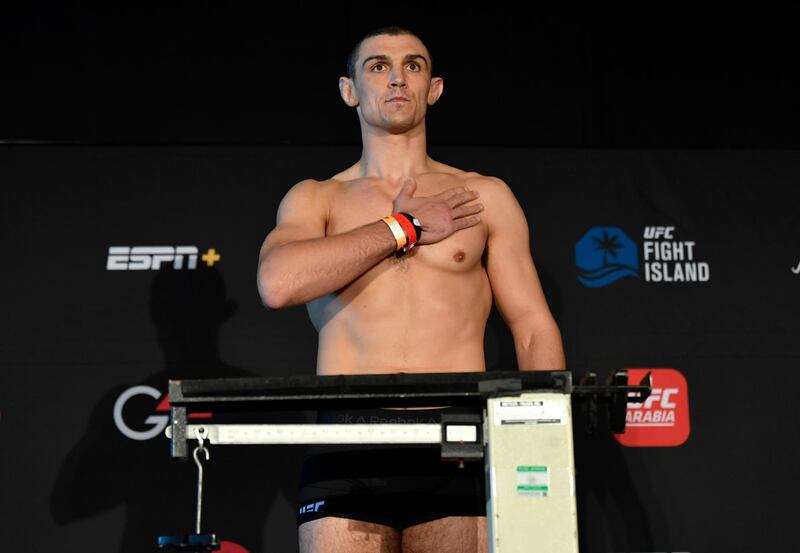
[
  {"left": 575, "top": 227, "right": 639, "bottom": 288},
  {"left": 594, "top": 229, "right": 624, "bottom": 267}
]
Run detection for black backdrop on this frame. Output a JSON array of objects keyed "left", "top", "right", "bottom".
[
  {"left": 2, "top": 7, "right": 799, "bottom": 148},
  {"left": 2, "top": 6, "right": 800, "bottom": 553},
  {"left": 1, "top": 146, "right": 798, "bottom": 552}
]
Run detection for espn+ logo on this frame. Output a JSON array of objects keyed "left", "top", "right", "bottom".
[
  {"left": 106, "top": 246, "right": 221, "bottom": 270},
  {"left": 615, "top": 368, "right": 690, "bottom": 447}
]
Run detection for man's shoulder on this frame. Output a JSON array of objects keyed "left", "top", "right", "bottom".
[
  {"left": 275, "top": 178, "right": 346, "bottom": 223},
  {"left": 436, "top": 170, "right": 521, "bottom": 231},
  {"left": 283, "top": 177, "right": 346, "bottom": 200},
  {"left": 461, "top": 173, "right": 507, "bottom": 190},
  {"left": 443, "top": 171, "right": 511, "bottom": 200},
  {"left": 427, "top": 160, "right": 507, "bottom": 189}
]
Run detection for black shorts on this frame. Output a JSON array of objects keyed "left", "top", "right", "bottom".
[{"left": 296, "top": 407, "right": 486, "bottom": 530}]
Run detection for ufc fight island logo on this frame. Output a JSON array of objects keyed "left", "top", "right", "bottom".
[
  {"left": 106, "top": 246, "right": 221, "bottom": 270},
  {"left": 642, "top": 226, "right": 709, "bottom": 282},
  {"left": 615, "top": 368, "right": 690, "bottom": 447},
  {"left": 576, "top": 226, "right": 711, "bottom": 287}
]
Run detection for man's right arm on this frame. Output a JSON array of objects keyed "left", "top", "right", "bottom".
[
  {"left": 257, "top": 179, "right": 397, "bottom": 309},
  {"left": 258, "top": 177, "right": 483, "bottom": 308}
]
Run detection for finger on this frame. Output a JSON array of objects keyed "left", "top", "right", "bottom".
[
  {"left": 446, "top": 189, "right": 480, "bottom": 209},
  {"left": 437, "top": 186, "right": 466, "bottom": 202},
  {"left": 452, "top": 202, "right": 484, "bottom": 219},
  {"left": 397, "top": 178, "right": 418, "bottom": 199},
  {"left": 453, "top": 214, "right": 482, "bottom": 230}
]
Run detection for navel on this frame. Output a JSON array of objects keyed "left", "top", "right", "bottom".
[{"left": 453, "top": 250, "right": 466, "bottom": 263}]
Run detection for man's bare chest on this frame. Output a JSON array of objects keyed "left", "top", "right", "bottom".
[{"left": 326, "top": 183, "right": 487, "bottom": 272}]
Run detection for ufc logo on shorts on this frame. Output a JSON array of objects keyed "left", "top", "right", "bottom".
[
  {"left": 299, "top": 501, "right": 325, "bottom": 514},
  {"left": 106, "top": 246, "right": 199, "bottom": 270}
]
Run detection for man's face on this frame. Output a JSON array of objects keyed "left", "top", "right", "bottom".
[{"left": 346, "top": 34, "right": 441, "bottom": 134}]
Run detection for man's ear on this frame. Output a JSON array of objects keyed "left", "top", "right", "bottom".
[
  {"left": 427, "top": 77, "right": 444, "bottom": 105},
  {"left": 339, "top": 76, "right": 360, "bottom": 107}
]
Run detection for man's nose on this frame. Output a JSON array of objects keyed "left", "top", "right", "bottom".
[{"left": 389, "top": 68, "right": 407, "bottom": 87}]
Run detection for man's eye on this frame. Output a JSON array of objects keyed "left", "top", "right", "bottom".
[
  {"left": 407, "top": 62, "right": 420, "bottom": 71},
  {"left": 371, "top": 63, "right": 387, "bottom": 72}
]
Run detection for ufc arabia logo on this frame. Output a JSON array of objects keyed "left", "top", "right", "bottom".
[{"left": 615, "top": 368, "right": 691, "bottom": 447}]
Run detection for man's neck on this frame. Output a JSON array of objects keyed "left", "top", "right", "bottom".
[{"left": 358, "top": 122, "right": 431, "bottom": 182}]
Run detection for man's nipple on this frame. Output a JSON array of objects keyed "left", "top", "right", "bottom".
[{"left": 453, "top": 250, "right": 466, "bottom": 263}]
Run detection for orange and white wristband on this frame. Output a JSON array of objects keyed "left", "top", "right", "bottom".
[{"left": 381, "top": 215, "right": 407, "bottom": 251}]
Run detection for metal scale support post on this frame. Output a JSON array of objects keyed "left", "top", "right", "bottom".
[{"left": 484, "top": 391, "right": 578, "bottom": 553}]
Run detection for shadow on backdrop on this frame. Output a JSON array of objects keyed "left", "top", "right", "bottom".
[
  {"left": 51, "top": 267, "right": 304, "bottom": 553},
  {"left": 573, "top": 400, "right": 670, "bottom": 553}
]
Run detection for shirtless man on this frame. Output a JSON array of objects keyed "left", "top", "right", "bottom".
[{"left": 257, "top": 26, "right": 565, "bottom": 553}]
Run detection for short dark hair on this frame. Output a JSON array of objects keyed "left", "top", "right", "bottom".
[{"left": 346, "top": 26, "right": 433, "bottom": 80}]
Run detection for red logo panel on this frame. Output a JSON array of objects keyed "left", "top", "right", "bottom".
[{"left": 615, "top": 368, "right": 690, "bottom": 447}]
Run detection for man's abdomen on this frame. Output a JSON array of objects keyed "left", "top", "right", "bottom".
[{"left": 314, "top": 267, "right": 492, "bottom": 375}]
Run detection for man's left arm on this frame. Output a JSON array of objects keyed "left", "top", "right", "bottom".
[{"left": 483, "top": 177, "right": 565, "bottom": 371}]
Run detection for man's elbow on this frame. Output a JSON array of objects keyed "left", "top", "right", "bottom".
[
  {"left": 512, "top": 315, "right": 566, "bottom": 371},
  {"left": 257, "top": 263, "right": 290, "bottom": 309}
]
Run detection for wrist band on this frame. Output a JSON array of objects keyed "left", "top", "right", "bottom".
[
  {"left": 381, "top": 216, "right": 407, "bottom": 251},
  {"left": 395, "top": 212, "right": 422, "bottom": 257},
  {"left": 399, "top": 212, "right": 422, "bottom": 243},
  {"left": 393, "top": 213, "right": 417, "bottom": 246}
]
